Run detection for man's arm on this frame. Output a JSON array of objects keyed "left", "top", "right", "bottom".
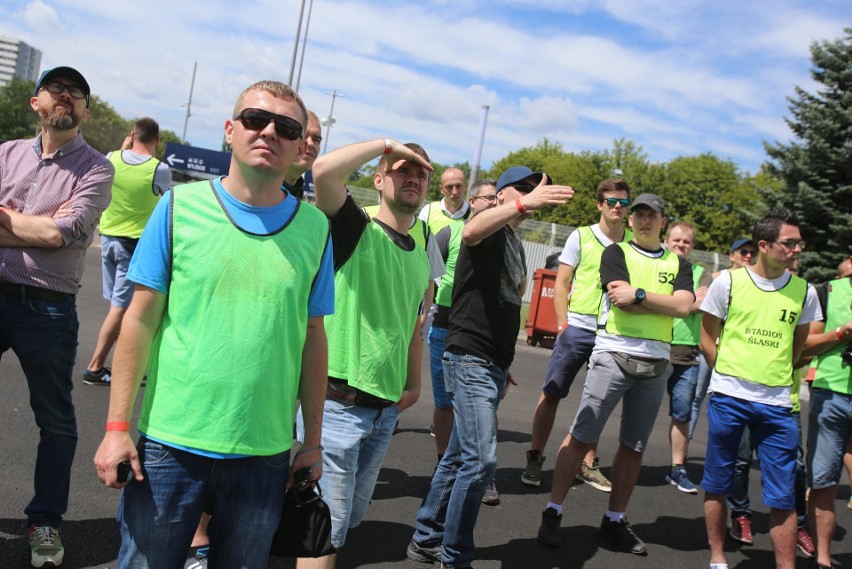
[
  {"left": 700, "top": 312, "right": 723, "bottom": 369},
  {"left": 553, "top": 263, "right": 575, "bottom": 330},
  {"left": 398, "top": 314, "right": 423, "bottom": 412},
  {"left": 791, "top": 323, "right": 811, "bottom": 367},
  {"left": 803, "top": 319, "right": 852, "bottom": 357},
  {"left": 607, "top": 281, "right": 693, "bottom": 318},
  {"left": 290, "top": 316, "right": 328, "bottom": 487},
  {"left": 0, "top": 206, "right": 63, "bottom": 248},
  {"left": 93, "top": 285, "right": 166, "bottom": 488}
]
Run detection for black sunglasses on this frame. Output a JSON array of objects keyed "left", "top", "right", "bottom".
[
  {"left": 233, "top": 108, "right": 303, "bottom": 141},
  {"left": 41, "top": 81, "right": 86, "bottom": 100},
  {"left": 511, "top": 182, "right": 536, "bottom": 193}
]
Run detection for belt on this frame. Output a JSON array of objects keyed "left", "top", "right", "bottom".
[
  {"left": 0, "top": 280, "right": 74, "bottom": 302},
  {"left": 326, "top": 378, "right": 395, "bottom": 409}
]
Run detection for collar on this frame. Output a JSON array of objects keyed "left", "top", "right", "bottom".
[
  {"left": 440, "top": 198, "right": 470, "bottom": 219},
  {"left": 33, "top": 132, "right": 86, "bottom": 160}
]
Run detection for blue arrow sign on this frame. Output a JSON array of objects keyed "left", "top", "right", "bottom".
[{"left": 164, "top": 142, "right": 231, "bottom": 176}]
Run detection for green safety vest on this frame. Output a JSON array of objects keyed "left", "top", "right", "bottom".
[
  {"left": 435, "top": 220, "right": 464, "bottom": 308},
  {"left": 99, "top": 152, "right": 161, "bottom": 239},
  {"left": 715, "top": 268, "right": 808, "bottom": 387},
  {"left": 604, "top": 243, "right": 680, "bottom": 342},
  {"left": 363, "top": 204, "right": 429, "bottom": 251},
  {"left": 671, "top": 264, "right": 705, "bottom": 346},
  {"left": 813, "top": 278, "right": 852, "bottom": 394},
  {"left": 570, "top": 225, "right": 632, "bottom": 317},
  {"left": 140, "top": 181, "right": 329, "bottom": 455},
  {"left": 422, "top": 200, "right": 468, "bottom": 234}
]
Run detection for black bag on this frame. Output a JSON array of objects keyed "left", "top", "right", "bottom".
[
  {"left": 610, "top": 352, "right": 669, "bottom": 379},
  {"left": 269, "top": 482, "right": 337, "bottom": 558}
]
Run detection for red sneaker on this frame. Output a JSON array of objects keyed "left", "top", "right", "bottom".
[
  {"left": 730, "top": 516, "right": 753, "bottom": 545},
  {"left": 796, "top": 528, "right": 815, "bottom": 557}
]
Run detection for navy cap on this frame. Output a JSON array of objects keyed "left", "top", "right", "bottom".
[
  {"left": 630, "top": 193, "right": 665, "bottom": 214},
  {"left": 496, "top": 166, "right": 549, "bottom": 192},
  {"left": 34, "top": 66, "right": 91, "bottom": 106},
  {"left": 729, "top": 238, "right": 754, "bottom": 254}
]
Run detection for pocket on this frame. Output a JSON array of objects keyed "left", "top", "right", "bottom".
[
  {"left": 27, "top": 297, "right": 74, "bottom": 319},
  {"left": 442, "top": 356, "right": 455, "bottom": 394},
  {"left": 261, "top": 450, "right": 291, "bottom": 469},
  {"left": 140, "top": 439, "right": 172, "bottom": 465}
]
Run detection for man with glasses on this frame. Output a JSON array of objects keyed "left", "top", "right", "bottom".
[
  {"left": 700, "top": 209, "right": 820, "bottom": 569},
  {"left": 521, "top": 179, "right": 632, "bottom": 493},
  {"left": 409, "top": 166, "right": 573, "bottom": 569},
  {"left": 94, "top": 80, "right": 334, "bottom": 568},
  {"left": 0, "top": 65, "right": 113, "bottom": 567}
]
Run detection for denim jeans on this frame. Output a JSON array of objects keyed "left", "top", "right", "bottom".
[
  {"left": 667, "top": 363, "right": 699, "bottom": 423},
  {"left": 0, "top": 291, "right": 78, "bottom": 527},
  {"left": 297, "top": 398, "right": 400, "bottom": 549},
  {"left": 429, "top": 325, "right": 453, "bottom": 408},
  {"left": 118, "top": 436, "right": 290, "bottom": 569},
  {"left": 413, "top": 350, "right": 506, "bottom": 567},
  {"left": 688, "top": 353, "right": 711, "bottom": 438}
]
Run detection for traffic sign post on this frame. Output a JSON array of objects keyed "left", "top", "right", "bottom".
[{"left": 164, "top": 142, "right": 231, "bottom": 177}]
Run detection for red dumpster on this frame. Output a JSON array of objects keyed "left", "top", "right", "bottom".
[{"left": 525, "top": 268, "right": 558, "bottom": 348}]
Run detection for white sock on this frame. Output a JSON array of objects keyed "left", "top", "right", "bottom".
[
  {"left": 710, "top": 564, "right": 729, "bottom": 569},
  {"left": 605, "top": 510, "right": 625, "bottom": 523},
  {"left": 546, "top": 502, "right": 562, "bottom": 515}
]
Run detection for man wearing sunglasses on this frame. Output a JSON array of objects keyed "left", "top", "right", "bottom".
[
  {"left": 0, "top": 65, "right": 114, "bottom": 567},
  {"left": 700, "top": 209, "right": 821, "bottom": 569},
  {"left": 94, "top": 80, "right": 334, "bottom": 568},
  {"left": 410, "top": 166, "right": 573, "bottom": 569},
  {"left": 522, "top": 179, "right": 632, "bottom": 494}
]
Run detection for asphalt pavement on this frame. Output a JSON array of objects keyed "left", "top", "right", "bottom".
[{"left": 1, "top": 244, "right": 849, "bottom": 568}]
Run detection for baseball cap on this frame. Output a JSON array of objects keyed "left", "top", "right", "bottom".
[
  {"left": 496, "top": 166, "right": 549, "bottom": 192},
  {"left": 729, "top": 238, "right": 754, "bottom": 254},
  {"left": 34, "top": 66, "right": 91, "bottom": 107},
  {"left": 630, "top": 193, "right": 665, "bottom": 214}
]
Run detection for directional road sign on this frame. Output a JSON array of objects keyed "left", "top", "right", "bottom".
[{"left": 164, "top": 142, "right": 231, "bottom": 176}]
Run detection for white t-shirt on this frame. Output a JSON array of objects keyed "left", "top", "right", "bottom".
[
  {"left": 557, "top": 223, "right": 616, "bottom": 332},
  {"left": 418, "top": 198, "right": 470, "bottom": 224},
  {"left": 701, "top": 267, "right": 822, "bottom": 407}
]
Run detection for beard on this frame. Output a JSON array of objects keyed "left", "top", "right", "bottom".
[{"left": 40, "top": 105, "right": 82, "bottom": 131}]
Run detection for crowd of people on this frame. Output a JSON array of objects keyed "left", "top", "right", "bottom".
[{"left": 1, "top": 66, "right": 850, "bottom": 569}]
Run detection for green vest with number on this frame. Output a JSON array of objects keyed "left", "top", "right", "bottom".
[
  {"left": 715, "top": 268, "right": 808, "bottom": 387},
  {"left": 99, "top": 151, "right": 161, "bottom": 238},
  {"left": 604, "top": 243, "right": 680, "bottom": 342},
  {"left": 671, "top": 264, "right": 705, "bottom": 346},
  {"left": 569, "top": 225, "right": 633, "bottom": 317},
  {"left": 813, "top": 278, "right": 852, "bottom": 394}
]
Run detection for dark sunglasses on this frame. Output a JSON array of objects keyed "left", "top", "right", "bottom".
[
  {"left": 511, "top": 182, "right": 536, "bottom": 193},
  {"left": 233, "top": 108, "right": 303, "bottom": 141},
  {"left": 41, "top": 81, "right": 86, "bottom": 100},
  {"left": 736, "top": 248, "right": 755, "bottom": 256},
  {"left": 771, "top": 239, "right": 806, "bottom": 251},
  {"left": 604, "top": 197, "right": 630, "bottom": 207}
]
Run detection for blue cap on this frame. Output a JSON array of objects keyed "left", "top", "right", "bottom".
[
  {"left": 729, "top": 238, "right": 754, "bottom": 254},
  {"left": 34, "top": 66, "right": 91, "bottom": 107},
  {"left": 495, "top": 166, "right": 549, "bottom": 192}
]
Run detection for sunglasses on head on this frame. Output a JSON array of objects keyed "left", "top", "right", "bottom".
[
  {"left": 604, "top": 197, "right": 630, "bottom": 207},
  {"left": 233, "top": 108, "right": 303, "bottom": 141}
]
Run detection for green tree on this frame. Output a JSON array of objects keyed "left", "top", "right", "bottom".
[
  {"left": 156, "top": 129, "right": 183, "bottom": 161},
  {"left": 80, "top": 95, "right": 132, "bottom": 154},
  {"left": 0, "top": 77, "right": 39, "bottom": 141},
  {"left": 763, "top": 27, "right": 852, "bottom": 281}
]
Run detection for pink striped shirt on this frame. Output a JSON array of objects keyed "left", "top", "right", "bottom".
[{"left": 0, "top": 133, "right": 114, "bottom": 294}]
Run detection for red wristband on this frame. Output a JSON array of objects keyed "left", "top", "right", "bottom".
[
  {"left": 515, "top": 198, "right": 526, "bottom": 214},
  {"left": 106, "top": 421, "right": 131, "bottom": 432},
  {"left": 383, "top": 138, "right": 393, "bottom": 155},
  {"left": 837, "top": 327, "right": 844, "bottom": 341}
]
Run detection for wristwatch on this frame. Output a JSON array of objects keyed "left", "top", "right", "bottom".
[{"left": 634, "top": 288, "right": 646, "bottom": 305}]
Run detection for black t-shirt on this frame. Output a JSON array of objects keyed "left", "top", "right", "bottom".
[
  {"left": 445, "top": 226, "right": 526, "bottom": 369},
  {"left": 329, "top": 194, "right": 414, "bottom": 271}
]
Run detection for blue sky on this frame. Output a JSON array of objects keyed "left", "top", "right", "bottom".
[{"left": 2, "top": 0, "right": 849, "bottom": 176}]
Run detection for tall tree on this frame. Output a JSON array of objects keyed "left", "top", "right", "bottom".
[
  {"left": 763, "top": 27, "right": 852, "bottom": 281},
  {"left": 0, "top": 78, "right": 39, "bottom": 141}
]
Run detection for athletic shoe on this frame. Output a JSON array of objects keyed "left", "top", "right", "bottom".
[
  {"left": 406, "top": 539, "right": 442, "bottom": 565},
  {"left": 521, "top": 450, "right": 545, "bottom": 487},
  {"left": 577, "top": 457, "right": 612, "bottom": 492},
  {"left": 440, "top": 565, "right": 472, "bottom": 569},
  {"left": 537, "top": 507, "right": 562, "bottom": 547},
  {"left": 666, "top": 466, "right": 698, "bottom": 494},
  {"left": 183, "top": 546, "right": 209, "bottom": 569},
  {"left": 796, "top": 529, "right": 815, "bottom": 557},
  {"left": 599, "top": 515, "right": 647, "bottom": 555},
  {"left": 28, "top": 525, "right": 64, "bottom": 568},
  {"left": 82, "top": 367, "right": 111, "bottom": 386},
  {"left": 482, "top": 480, "right": 500, "bottom": 506},
  {"left": 730, "top": 516, "right": 753, "bottom": 545},
  {"left": 847, "top": 496, "right": 852, "bottom": 510},
  {"left": 429, "top": 423, "right": 435, "bottom": 437}
]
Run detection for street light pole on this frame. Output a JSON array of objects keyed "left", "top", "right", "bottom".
[
  {"left": 294, "top": 0, "right": 314, "bottom": 92},
  {"left": 181, "top": 61, "right": 197, "bottom": 143},
  {"left": 288, "top": 0, "right": 307, "bottom": 86},
  {"left": 468, "top": 105, "right": 490, "bottom": 191},
  {"left": 321, "top": 89, "right": 342, "bottom": 154}
]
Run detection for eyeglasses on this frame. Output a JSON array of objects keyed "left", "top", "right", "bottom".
[
  {"left": 41, "top": 81, "right": 86, "bottom": 100},
  {"left": 604, "top": 198, "right": 630, "bottom": 208},
  {"left": 771, "top": 239, "right": 806, "bottom": 251},
  {"left": 511, "top": 183, "right": 536, "bottom": 193},
  {"left": 473, "top": 194, "right": 497, "bottom": 202},
  {"left": 737, "top": 248, "right": 755, "bottom": 256},
  {"left": 233, "top": 108, "right": 303, "bottom": 141}
]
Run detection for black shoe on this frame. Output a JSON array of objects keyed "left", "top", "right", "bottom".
[
  {"left": 406, "top": 538, "right": 441, "bottom": 565},
  {"left": 599, "top": 515, "right": 647, "bottom": 555},
  {"left": 537, "top": 507, "right": 562, "bottom": 547},
  {"left": 82, "top": 367, "right": 111, "bottom": 386}
]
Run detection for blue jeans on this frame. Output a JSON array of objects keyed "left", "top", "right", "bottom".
[
  {"left": 667, "top": 363, "right": 699, "bottom": 423},
  {"left": 0, "top": 291, "right": 78, "bottom": 527},
  {"left": 118, "top": 436, "right": 289, "bottom": 569},
  {"left": 807, "top": 388, "right": 852, "bottom": 489},
  {"left": 298, "top": 398, "right": 400, "bottom": 549},
  {"left": 429, "top": 325, "right": 452, "bottom": 408},
  {"left": 413, "top": 350, "right": 506, "bottom": 567},
  {"left": 688, "top": 353, "right": 711, "bottom": 438}
]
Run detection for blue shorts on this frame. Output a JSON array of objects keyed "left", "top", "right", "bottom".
[
  {"left": 101, "top": 235, "right": 136, "bottom": 308},
  {"left": 667, "top": 363, "right": 699, "bottom": 423},
  {"left": 807, "top": 388, "right": 852, "bottom": 490},
  {"left": 702, "top": 393, "right": 797, "bottom": 510},
  {"left": 429, "top": 325, "right": 452, "bottom": 408},
  {"left": 541, "top": 325, "right": 596, "bottom": 398}
]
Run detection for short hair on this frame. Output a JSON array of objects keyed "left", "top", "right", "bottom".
[
  {"left": 596, "top": 179, "right": 631, "bottom": 202},
  {"left": 753, "top": 207, "right": 799, "bottom": 244},
  {"left": 306, "top": 110, "right": 320, "bottom": 126},
  {"left": 403, "top": 142, "right": 430, "bottom": 163},
  {"left": 232, "top": 80, "right": 308, "bottom": 131},
  {"left": 132, "top": 117, "right": 160, "bottom": 145},
  {"left": 666, "top": 221, "right": 696, "bottom": 241},
  {"left": 441, "top": 166, "right": 465, "bottom": 185},
  {"left": 471, "top": 178, "right": 496, "bottom": 196}
]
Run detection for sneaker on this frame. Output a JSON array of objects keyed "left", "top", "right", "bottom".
[
  {"left": 599, "top": 515, "right": 647, "bottom": 555},
  {"left": 577, "top": 457, "right": 612, "bottom": 492},
  {"left": 429, "top": 423, "right": 435, "bottom": 437},
  {"left": 521, "top": 450, "right": 545, "bottom": 487},
  {"left": 537, "top": 507, "right": 562, "bottom": 547},
  {"left": 730, "top": 515, "right": 753, "bottom": 545},
  {"left": 439, "top": 565, "right": 472, "bottom": 569},
  {"left": 666, "top": 466, "right": 698, "bottom": 494},
  {"left": 796, "top": 528, "right": 815, "bottom": 557},
  {"left": 28, "top": 525, "right": 64, "bottom": 568},
  {"left": 482, "top": 480, "right": 500, "bottom": 506},
  {"left": 183, "top": 546, "right": 209, "bottom": 569},
  {"left": 847, "top": 496, "right": 852, "bottom": 510},
  {"left": 406, "top": 539, "right": 441, "bottom": 565},
  {"left": 82, "top": 367, "right": 111, "bottom": 386}
]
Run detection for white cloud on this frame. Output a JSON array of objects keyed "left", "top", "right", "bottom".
[{"left": 21, "top": 1, "right": 62, "bottom": 33}]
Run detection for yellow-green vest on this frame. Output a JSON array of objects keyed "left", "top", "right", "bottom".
[
  {"left": 570, "top": 225, "right": 632, "bottom": 316},
  {"left": 99, "top": 151, "right": 161, "bottom": 239},
  {"left": 672, "top": 264, "right": 705, "bottom": 346},
  {"left": 422, "top": 200, "right": 468, "bottom": 234},
  {"left": 813, "top": 278, "right": 852, "bottom": 394},
  {"left": 363, "top": 204, "right": 428, "bottom": 251}
]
